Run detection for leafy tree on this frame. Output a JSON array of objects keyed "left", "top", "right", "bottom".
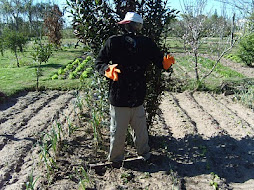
[
  {"left": 3, "top": 27, "right": 28, "bottom": 67},
  {"left": 67, "top": 0, "right": 178, "bottom": 128},
  {"left": 238, "top": 32, "right": 254, "bottom": 66},
  {"left": 44, "top": 4, "right": 63, "bottom": 48}
]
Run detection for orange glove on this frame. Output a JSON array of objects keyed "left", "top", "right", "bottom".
[
  {"left": 105, "top": 64, "right": 121, "bottom": 81},
  {"left": 162, "top": 54, "right": 175, "bottom": 70}
]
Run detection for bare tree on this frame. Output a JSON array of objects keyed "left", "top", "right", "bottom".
[
  {"left": 179, "top": 0, "right": 242, "bottom": 82},
  {"left": 215, "top": 0, "right": 254, "bottom": 15},
  {"left": 179, "top": 0, "right": 208, "bottom": 81}
]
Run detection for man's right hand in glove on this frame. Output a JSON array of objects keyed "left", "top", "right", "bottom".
[{"left": 105, "top": 64, "right": 121, "bottom": 81}]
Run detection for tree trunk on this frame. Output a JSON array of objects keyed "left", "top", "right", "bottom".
[
  {"left": 231, "top": 13, "right": 235, "bottom": 46},
  {"left": 14, "top": 50, "right": 20, "bottom": 67},
  {"left": 194, "top": 51, "right": 199, "bottom": 81}
]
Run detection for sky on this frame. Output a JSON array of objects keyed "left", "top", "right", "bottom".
[
  {"left": 37, "top": 0, "right": 241, "bottom": 26},
  {"left": 45, "top": 0, "right": 230, "bottom": 15}
]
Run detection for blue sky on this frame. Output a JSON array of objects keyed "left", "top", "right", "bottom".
[
  {"left": 53, "top": 0, "right": 227, "bottom": 15},
  {"left": 36, "top": 0, "right": 239, "bottom": 16},
  {"left": 41, "top": 0, "right": 238, "bottom": 25}
]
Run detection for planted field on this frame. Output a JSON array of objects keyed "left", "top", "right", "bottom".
[
  {"left": 0, "top": 53, "right": 254, "bottom": 189},
  {"left": 0, "top": 89, "right": 254, "bottom": 189}
]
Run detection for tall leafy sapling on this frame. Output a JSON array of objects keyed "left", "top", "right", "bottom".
[{"left": 31, "top": 40, "right": 53, "bottom": 90}]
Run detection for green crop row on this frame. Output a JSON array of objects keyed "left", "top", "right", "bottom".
[
  {"left": 51, "top": 56, "right": 93, "bottom": 80},
  {"left": 225, "top": 54, "right": 242, "bottom": 63},
  {"left": 198, "top": 56, "right": 245, "bottom": 78}
]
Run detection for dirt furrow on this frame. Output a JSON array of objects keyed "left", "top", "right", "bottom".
[
  {"left": 3, "top": 147, "right": 37, "bottom": 190},
  {"left": 210, "top": 94, "right": 254, "bottom": 131},
  {"left": 0, "top": 92, "right": 41, "bottom": 124},
  {"left": 0, "top": 89, "right": 253, "bottom": 189},
  {"left": 172, "top": 91, "right": 227, "bottom": 138},
  {"left": 0, "top": 91, "right": 62, "bottom": 153},
  {"left": 14, "top": 92, "right": 76, "bottom": 139},
  {"left": 195, "top": 92, "right": 254, "bottom": 139},
  {"left": 159, "top": 92, "right": 198, "bottom": 139},
  {"left": 0, "top": 91, "right": 78, "bottom": 189},
  {"left": 0, "top": 91, "right": 61, "bottom": 135},
  {"left": 0, "top": 141, "right": 32, "bottom": 188},
  {"left": 159, "top": 91, "right": 254, "bottom": 189},
  {"left": 3, "top": 101, "right": 79, "bottom": 190}
]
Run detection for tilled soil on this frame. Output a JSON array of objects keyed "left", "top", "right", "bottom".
[{"left": 0, "top": 89, "right": 254, "bottom": 190}]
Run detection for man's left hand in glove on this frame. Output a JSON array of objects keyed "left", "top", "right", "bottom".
[{"left": 162, "top": 54, "right": 175, "bottom": 70}]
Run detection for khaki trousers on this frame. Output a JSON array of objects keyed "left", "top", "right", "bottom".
[{"left": 108, "top": 105, "right": 150, "bottom": 162}]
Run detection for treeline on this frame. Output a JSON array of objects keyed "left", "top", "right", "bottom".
[
  {"left": 0, "top": 0, "right": 66, "bottom": 68},
  {"left": 0, "top": 0, "right": 65, "bottom": 37}
]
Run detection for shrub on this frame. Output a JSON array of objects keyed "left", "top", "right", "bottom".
[
  {"left": 238, "top": 33, "right": 254, "bottom": 66},
  {"left": 235, "top": 82, "right": 254, "bottom": 110},
  {"left": 3, "top": 28, "right": 29, "bottom": 67}
]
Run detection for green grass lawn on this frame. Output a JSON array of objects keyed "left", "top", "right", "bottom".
[{"left": 0, "top": 39, "right": 84, "bottom": 96}]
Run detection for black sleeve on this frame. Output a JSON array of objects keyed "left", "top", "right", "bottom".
[
  {"left": 148, "top": 39, "right": 164, "bottom": 69},
  {"left": 95, "top": 38, "right": 111, "bottom": 75}
]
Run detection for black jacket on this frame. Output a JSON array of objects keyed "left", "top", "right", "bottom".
[{"left": 95, "top": 33, "right": 164, "bottom": 107}]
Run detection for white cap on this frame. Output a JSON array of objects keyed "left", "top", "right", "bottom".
[{"left": 118, "top": 12, "right": 143, "bottom": 24}]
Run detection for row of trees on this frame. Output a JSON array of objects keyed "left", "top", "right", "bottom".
[
  {"left": 0, "top": 0, "right": 64, "bottom": 37},
  {"left": 0, "top": 0, "right": 64, "bottom": 67}
]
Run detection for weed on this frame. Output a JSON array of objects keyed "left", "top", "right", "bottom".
[
  {"left": 25, "top": 168, "right": 40, "bottom": 190},
  {"left": 167, "top": 169, "right": 181, "bottom": 190},
  {"left": 91, "top": 110, "right": 103, "bottom": 150},
  {"left": 199, "top": 145, "right": 208, "bottom": 157},
  {"left": 39, "top": 136, "right": 57, "bottom": 182},
  {"left": 140, "top": 172, "right": 151, "bottom": 179},
  {"left": 235, "top": 83, "right": 254, "bottom": 110},
  {"left": 210, "top": 172, "right": 220, "bottom": 190},
  {"left": 121, "top": 172, "right": 133, "bottom": 184},
  {"left": 126, "top": 126, "right": 134, "bottom": 146},
  {"left": 38, "top": 122, "right": 64, "bottom": 183},
  {"left": 66, "top": 116, "right": 79, "bottom": 137},
  {"left": 76, "top": 166, "right": 91, "bottom": 190},
  {"left": 74, "top": 90, "right": 84, "bottom": 110}
]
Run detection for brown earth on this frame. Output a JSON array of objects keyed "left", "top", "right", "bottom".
[{"left": 0, "top": 59, "right": 254, "bottom": 190}]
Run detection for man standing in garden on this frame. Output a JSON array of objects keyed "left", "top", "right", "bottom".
[{"left": 95, "top": 12, "right": 175, "bottom": 164}]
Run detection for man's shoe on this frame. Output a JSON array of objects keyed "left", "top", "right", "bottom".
[
  {"left": 140, "top": 152, "right": 151, "bottom": 161},
  {"left": 111, "top": 161, "right": 122, "bottom": 168}
]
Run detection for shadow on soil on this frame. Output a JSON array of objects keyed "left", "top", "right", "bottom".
[
  {"left": 0, "top": 91, "right": 29, "bottom": 110},
  {"left": 125, "top": 134, "right": 254, "bottom": 185},
  {"left": 28, "top": 63, "right": 63, "bottom": 69}
]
